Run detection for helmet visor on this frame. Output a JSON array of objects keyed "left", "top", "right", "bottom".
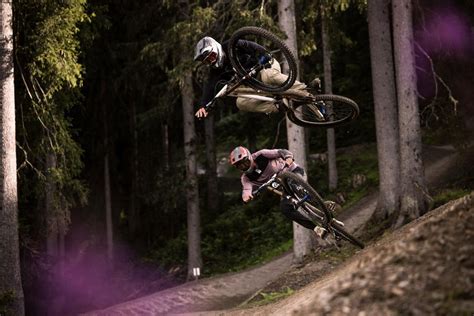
[{"left": 234, "top": 157, "right": 251, "bottom": 171}]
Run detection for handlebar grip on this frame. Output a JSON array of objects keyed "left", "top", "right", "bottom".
[{"left": 204, "top": 100, "right": 214, "bottom": 111}]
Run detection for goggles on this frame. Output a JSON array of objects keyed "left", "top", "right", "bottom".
[
  {"left": 202, "top": 51, "right": 218, "bottom": 65},
  {"left": 234, "top": 158, "right": 251, "bottom": 172}
]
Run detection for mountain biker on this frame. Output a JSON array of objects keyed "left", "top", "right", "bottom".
[
  {"left": 229, "top": 146, "right": 331, "bottom": 240},
  {"left": 193, "top": 36, "right": 313, "bottom": 118}
]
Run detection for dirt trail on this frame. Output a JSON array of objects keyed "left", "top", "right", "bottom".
[{"left": 82, "top": 145, "right": 463, "bottom": 316}]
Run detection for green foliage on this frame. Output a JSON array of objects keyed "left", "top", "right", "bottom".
[
  {"left": 14, "top": 0, "right": 92, "bottom": 236},
  {"left": 307, "top": 143, "right": 379, "bottom": 207},
  {"left": 21, "top": 0, "right": 91, "bottom": 95},
  {"left": 147, "top": 191, "right": 293, "bottom": 276}
]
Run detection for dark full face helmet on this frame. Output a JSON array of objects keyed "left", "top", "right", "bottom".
[
  {"left": 193, "top": 36, "right": 224, "bottom": 68},
  {"left": 229, "top": 146, "right": 253, "bottom": 172}
]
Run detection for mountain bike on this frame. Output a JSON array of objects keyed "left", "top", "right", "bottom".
[
  {"left": 203, "top": 26, "right": 359, "bottom": 128},
  {"left": 252, "top": 170, "right": 365, "bottom": 249}
]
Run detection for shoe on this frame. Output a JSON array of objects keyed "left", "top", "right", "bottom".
[{"left": 313, "top": 226, "right": 328, "bottom": 240}]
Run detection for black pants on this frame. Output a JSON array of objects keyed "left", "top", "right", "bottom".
[{"left": 279, "top": 167, "right": 316, "bottom": 230}]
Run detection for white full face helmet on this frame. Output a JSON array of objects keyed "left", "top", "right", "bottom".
[{"left": 193, "top": 36, "right": 225, "bottom": 68}]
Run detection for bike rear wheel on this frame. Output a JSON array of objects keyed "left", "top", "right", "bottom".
[
  {"left": 286, "top": 94, "right": 359, "bottom": 128},
  {"left": 228, "top": 27, "right": 297, "bottom": 93}
]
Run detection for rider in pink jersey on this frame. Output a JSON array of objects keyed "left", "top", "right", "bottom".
[{"left": 229, "top": 146, "right": 330, "bottom": 239}]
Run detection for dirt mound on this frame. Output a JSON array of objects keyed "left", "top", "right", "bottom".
[{"left": 210, "top": 193, "right": 474, "bottom": 315}]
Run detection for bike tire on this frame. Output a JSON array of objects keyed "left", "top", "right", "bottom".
[
  {"left": 331, "top": 221, "right": 365, "bottom": 249},
  {"left": 286, "top": 94, "right": 359, "bottom": 128},
  {"left": 279, "top": 171, "right": 331, "bottom": 221},
  {"left": 228, "top": 27, "right": 297, "bottom": 93},
  {"left": 279, "top": 171, "right": 365, "bottom": 249}
]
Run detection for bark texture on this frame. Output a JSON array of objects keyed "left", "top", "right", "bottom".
[
  {"left": 368, "top": 0, "right": 401, "bottom": 220},
  {"left": 278, "top": 0, "right": 313, "bottom": 263},
  {"left": 0, "top": 1, "right": 25, "bottom": 314},
  {"left": 181, "top": 71, "right": 202, "bottom": 279},
  {"left": 204, "top": 115, "right": 218, "bottom": 213},
  {"left": 392, "top": 0, "right": 429, "bottom": 227},
  {"left": 321, "top": 9, "right": 338, "bottom": 191}
]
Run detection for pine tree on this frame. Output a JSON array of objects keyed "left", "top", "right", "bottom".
[{"left": 0, "top": 1, "right": 25, "bottom": 314}]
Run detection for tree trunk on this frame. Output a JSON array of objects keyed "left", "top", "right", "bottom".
[
  {"left": 103, "top": 101, "right": 113, "bottom": 262},
  {"left": 368, "top": 0, "right": 401, "bottom": 221},
  {"left": 204, "top": 115, "right": 218, "bottom": 213},
  {"left": 181, "top": 71, "right": 202, "bottom": 280},
  {"left": 278, "top": 0, "right": 313, "bottom": 263},
  {"left": 392, "top": 0, "right": 429, "bottom": 227},
  {"left": 0, "top": 1, "right": 25, "bottom": 314},
  {"left": 321, "top": 8, "right": 338, "bottom": 191}
]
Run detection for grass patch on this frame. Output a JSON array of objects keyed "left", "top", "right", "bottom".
[
  {"left": 432, "top": 188, "right": 471, "bottom": 208},
  {"left": 243, "top": 287, "right": 295, "bottom": 308}
]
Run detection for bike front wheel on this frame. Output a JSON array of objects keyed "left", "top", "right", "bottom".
[
  {"left": 228, "top": 26, "right": 297, "bottom": 93},
  {"left": 286, "top": 94, "right": 359, "bottom": 128},
  {"left": 279, "top": 171, "right": 364, "bottom": 249}
]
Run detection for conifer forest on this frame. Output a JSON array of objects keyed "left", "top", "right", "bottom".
[{"left": 1, "top": 0, "right": 473, "bottom": 315}]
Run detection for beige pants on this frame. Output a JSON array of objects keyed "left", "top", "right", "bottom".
[{"left": 236, "top": 59, "right": 308, "bottom": 114}]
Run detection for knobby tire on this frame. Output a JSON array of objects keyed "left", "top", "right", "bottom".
[{"left": 228, "top": 27, "right": 297, "bottom": 93}]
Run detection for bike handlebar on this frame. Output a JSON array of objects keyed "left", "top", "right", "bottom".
[
  {"left": 203, "top": 63, "right": 266, "bottom": 114},
  {"left": 251, "top": 173, "right": 279, "bottom": 196},
  {"left": 251, "top": 162, "right": 291, "bottom": 196}
]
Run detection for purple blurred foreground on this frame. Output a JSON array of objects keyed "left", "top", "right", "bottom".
[
  {"left": 416, "top": 4, "right": 472, "bottom": 59},
  {"left": 414, "top": 3, "right": 473, "bottom": 104},
  {"left": 25, "top": 226, "right": 179, "bottom": 316}
]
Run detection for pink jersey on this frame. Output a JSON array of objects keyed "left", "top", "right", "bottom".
[{"left": 241, "top": 149, "right": 298, "bottom": 198}]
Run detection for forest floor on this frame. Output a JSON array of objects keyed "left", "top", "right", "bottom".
[{"left": 82, "top": 144, "right": 473, "bottom": 316}]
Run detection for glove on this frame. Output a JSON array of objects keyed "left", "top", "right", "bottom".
[
  {"left": 242, "top": 193, "right": 253, "bottom": 203},
  {"left": 258, "top": 53, "right": 272, "bottom": 66}
]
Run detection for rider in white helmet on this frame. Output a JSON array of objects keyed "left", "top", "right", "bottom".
[{"left": 193, "top": 36, "right": 310, "bottom": 118}]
